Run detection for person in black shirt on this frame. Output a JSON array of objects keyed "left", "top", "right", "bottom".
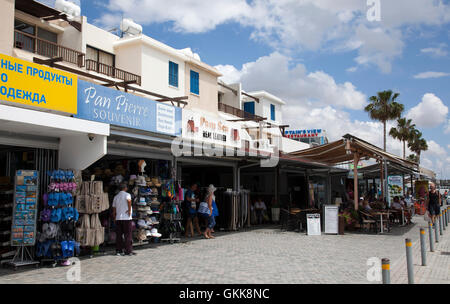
[
  {"left": 184, "top": 183, "right": 202, "bottom": 237},
  {"left": 426, "top": 182, "right": 441, "bottom": 224}
]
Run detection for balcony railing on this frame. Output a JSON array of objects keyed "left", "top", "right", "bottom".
[
  {"left": 85, "top": 59, "right": 142, "bottom": 86},
  {"left": 14, "top": 30, "right": 85, "bottom": 67},
  {"left": 218, "top": 102, "right": 264, "bottom": 121}
]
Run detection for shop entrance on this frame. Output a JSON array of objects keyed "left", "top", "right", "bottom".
[{"left": 0, "top": 145, "right": 57, "bottom": 263}]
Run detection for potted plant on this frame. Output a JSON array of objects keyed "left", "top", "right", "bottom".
[{"left": 340, "top": 209, "right": 359, "bottom": 231}]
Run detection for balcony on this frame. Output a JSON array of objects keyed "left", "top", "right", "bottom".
[
  {"left": 85, "top": 59, "right": 142, "bottom": 86},
  {"left": 218, "top": 102, "right": 264, "bottom": 121},
  {"left": 14, "top": 30, "right": 85, "bottom": 67}
]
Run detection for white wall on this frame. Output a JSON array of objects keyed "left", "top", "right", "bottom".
[
  {"left": 139, "top": 44, "right": 186, "bottom": 97},
  {"left": 59, "top": 134, "right": 107, "bottom": 170},
  {"left": 0, "top": 0, "right": 14, "bottom": 56},
  {"left": 83, "top": 22, "right": 119, "bottom": 54}
]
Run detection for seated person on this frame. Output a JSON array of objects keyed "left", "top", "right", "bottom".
[
  {"left": 362, "top": 200, "right": 374, "bottom": 214},
  {"left": 391, "top": 196, "right": 403, "bottom": 210}
]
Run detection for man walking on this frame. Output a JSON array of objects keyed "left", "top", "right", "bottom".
[{"left": 112, "top": 183, "right": 136, "bottom": 256}]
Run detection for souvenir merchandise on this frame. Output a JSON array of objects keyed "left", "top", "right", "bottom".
[
  {"left": 35, "top": 170, "right": 80, "bottom": 266},
  {"left": 75, "top": 181, "right": 108, "bottom": 248},
  {"left": 11, "top": 170, "right": 39, "bottom": 247}
]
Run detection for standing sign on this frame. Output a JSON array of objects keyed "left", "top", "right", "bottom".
[
  {"left": 0, "top": 53, "right": 77, "bottom": 114},
  {"left": 11, "top": 170, "right": 38, "bottom": 246},
  {"left": 324, "top": 205, "right": 339, "bottom": 234},
  {"left": 387, "top": 175, "right": 403, "bottom": 204},
  {"left": 76, "top": 79, "right": 182, "bottom": 136},
  {"left": 307, "top": 213, "right": 321, "bottom": 236},
  {"left": 182, "top": 109, "right": 242, "bottom": 148}
]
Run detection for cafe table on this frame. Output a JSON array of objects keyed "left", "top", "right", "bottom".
[{"left": 372, "top": 210, "right": 390, "bottom": 233}]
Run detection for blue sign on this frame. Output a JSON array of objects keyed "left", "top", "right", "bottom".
[{"left": 75, "top": 79, "right": 182, "bottom": 136}]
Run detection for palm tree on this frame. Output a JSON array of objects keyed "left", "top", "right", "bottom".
[
  {"left": 389, "top": 118, "right": 415, "bottom": 159},
  {"left": 408, "top": 130, "right": 428, "bottom": 164},
  {"left": 365, "top": 90, "right": 404, "bottom": 151},
  {"left": 406, "top": 154, "right": 419, "bottom": 163}
]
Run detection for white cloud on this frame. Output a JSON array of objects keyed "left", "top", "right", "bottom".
[
  {"left": 215, "top": 52, "right": 366, "bottom": 110},
  {"left": 420, "top": 44, "right": 448, "bottom": 57},
  {"left": 413, "top": 71, "right": 450, "bottom": 79},
  {"left": 445, "top": 120, "right": 450, "bottom": 134},
  {"left": 98, "top": 0, "right": 450, "bottom": 73},
  {"left": 407, "top": 93, "right": 448, "bottom": 128},
  {"left": 346, "top": 66, "right": 358, "bottom": 73},
  {"left": 422, "top": 140, "right": 450, "bottom": 179}
]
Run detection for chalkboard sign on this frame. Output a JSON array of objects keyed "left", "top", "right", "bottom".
[
  {"left": 324, "top": 205, "right": 339, "bottom": 234},
  {"left": 307, "top": 213, "right": 321, "bottom": 236}
]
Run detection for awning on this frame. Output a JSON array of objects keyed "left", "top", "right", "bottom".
[
  {"left": 289, "top": 133, "right": 419, "bottom": 173},
  {"left": 15, "top": 0, "right": 82, "bottom": 31}
]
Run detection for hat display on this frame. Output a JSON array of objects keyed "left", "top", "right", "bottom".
[
  {"left": 137, "top": 197, "right": 147, "bottom": 206},
  {"left": 137, "top": 229, "right": 147, "bottom": 241},
  {"left": 136, "top": 175, "right": 146, "bottom": 186},
  {"left": 137, "top": 219, "right": 148, "bottom": 229},
  {"left": 150, "top": 228, "right": 161, "bottom": 238}
]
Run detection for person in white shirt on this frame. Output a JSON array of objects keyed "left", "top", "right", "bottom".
[
  {"left": 254, "top": 198, "right": 267, "bottom": 225},
  {"left": 112, "top": 183, "right": 135, "bottom": 256}
]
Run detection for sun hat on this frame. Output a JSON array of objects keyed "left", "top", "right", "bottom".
[
  {"left": 137, "top": 197, "right": 147, "bottom": 206},
  {"left": 137, "top": 219, "right": 148, "bottom": 228},
  {"left": 150, "top": 228, "right": 161, "bottom": 238}
]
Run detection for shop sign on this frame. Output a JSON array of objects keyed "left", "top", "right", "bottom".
[
  {"left": 182, "top": 109, "right": 242, "bottom": 148},
  {"left": 76, "top": 79, "right": 182, "bottom": 136},
  {"left": 285, "top": 129, "right": 323, "bottom": 139},
  {"left": 387, "top": 175, "right": 403, "bottom": 204},
  {"left": 0, "top": 53, "right": 77, "bottom": 114},
  {"left": 307, "top": 214, "right": 321, "bottom": 236}
]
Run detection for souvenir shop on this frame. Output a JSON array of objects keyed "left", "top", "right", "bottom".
[
  {"left": 0, "top": 102, "right": 109, "bottom": 269},
  {"left": 80, "top": 153, "right": 183, "bottom": 248}
]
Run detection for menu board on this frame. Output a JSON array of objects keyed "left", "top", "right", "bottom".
[
  {"left": 307, "top": 213, "right": 321, "bottom": 236},
  {"left": 324, "top": 205, "right": 339, "bottom": 234},
  {"left": 11, "top": 170, "right": 38, "bottom": 246},
  {"left": 387, "top": 175, "right": 403, "bottom": 205}
]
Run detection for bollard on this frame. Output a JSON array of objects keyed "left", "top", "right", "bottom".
[
  {"left": 429, "top": 222, "right": 434, "bottom": 252},
  {"left": 443, "top": 211, "right": 447, "bottom": 231},
  {"left": 445, "top": 209, "right": 448, "bottom": 227},
  {"left": 434, "top": 220, "right": 439, "bottom": 243},
  {"left": 405, "top": 238, "right": 414, "bottom": 284},
  {"left": 420, "top": 228, "right": 426, "bottom": 266},
  {"left": 382, "top": 258, "right": 390, "bottom": 284},
  {"left": 439, "top": 214, "right": 443, "bottom": 235}
]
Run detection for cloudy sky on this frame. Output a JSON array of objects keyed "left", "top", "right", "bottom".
[{"left": 42, "top": 0, "right": 450, "bottom": 178}]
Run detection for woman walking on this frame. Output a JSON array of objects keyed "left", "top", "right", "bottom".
[{"left": 198, "top": 184, "right": 217, "bottom": 239}]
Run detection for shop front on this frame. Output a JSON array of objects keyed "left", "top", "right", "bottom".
[{"left": 0, "top": 53, "right": 110, "bottom": 268}]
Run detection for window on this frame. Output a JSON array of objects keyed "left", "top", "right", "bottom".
[
  {"left": 86, "top": 46, "right": 115, "bottom": 73},
  {"left": 244, "top": 102, "right": 255, "bottom": 115},
  {"left": 169, "top": 61, "right": 178, "bottom": 87},
  {"left": 270, "top": 104, "right": 276, "bottom": 121},
  {"left": 14, "top": 19, "right": 58, "bottom": 56},
  {"left": 190, "top": 70, "right": 199, "bottom": 95},
  {"left": 86, "top": 46, "right": 115, "bottom": 66}
]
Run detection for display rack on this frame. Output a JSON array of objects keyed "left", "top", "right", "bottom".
[{"left": 6, "top": 170, "right": 40, "bottom": 269}]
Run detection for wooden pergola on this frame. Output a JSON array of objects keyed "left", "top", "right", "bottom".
[{"left": 289, "top": 134, "right": 418, "bottom": 210}]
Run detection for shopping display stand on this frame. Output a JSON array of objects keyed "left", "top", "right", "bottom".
[{"left": 6, "top": 170, "right": 39, "bottom": 270}]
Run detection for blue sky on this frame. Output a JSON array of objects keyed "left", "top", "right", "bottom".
[{"left": 41, "top": 0, "right": 450, "bottom": 178}]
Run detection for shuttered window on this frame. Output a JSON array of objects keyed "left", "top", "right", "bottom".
[
  {"left": 169, "top": 61, "right": 179, "bottom": 87},
  {"left": 190, "top": 70, "right": 199, "bottom": 95}
]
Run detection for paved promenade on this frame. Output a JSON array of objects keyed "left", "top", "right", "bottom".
[{"left": 0, "top": 214, "right": 448, "bottom": 284}]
